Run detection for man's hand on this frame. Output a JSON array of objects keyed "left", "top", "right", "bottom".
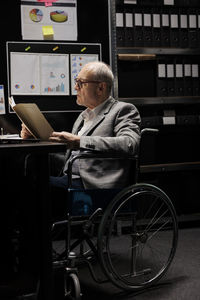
[
  {"left": 49, "top": 131, "right": 80, "bottom": 149},
  {"left": 20, "top": 123, "right": 33, "bottom": 139}
]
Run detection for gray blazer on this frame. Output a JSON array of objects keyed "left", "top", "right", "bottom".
[{"left": 64, "top": 97, "right": 141, "bottom": 189}]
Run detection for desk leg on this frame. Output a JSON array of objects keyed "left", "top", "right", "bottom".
[{"left": 35, "top": 153, "right": 53, "bottom": 300}]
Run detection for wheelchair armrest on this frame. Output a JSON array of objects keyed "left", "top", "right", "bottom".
[
  {"left": 141, "top": 128, "right": 159, "bottom": 136},
  {"left": 67, "top": 150, "right": 138, "bottom": 188},
  {"left": 67, "top": 128, "right": 158, "bottom": 188}
]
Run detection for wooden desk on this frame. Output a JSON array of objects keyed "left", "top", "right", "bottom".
[{"left": 0, "top": 141, "right": 66, "bottom": 300}]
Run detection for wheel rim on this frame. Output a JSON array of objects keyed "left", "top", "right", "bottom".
[{"left": 98, "top": 184, "right": 178, "bottom": 291}]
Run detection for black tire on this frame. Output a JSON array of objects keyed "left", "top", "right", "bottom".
[{"left": 98, "top": 183, "right": 178, "bottom": 291}]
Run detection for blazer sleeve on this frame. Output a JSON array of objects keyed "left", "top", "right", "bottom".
[{"left": 79, "top": 103, "right": 141, "bottom": 155}]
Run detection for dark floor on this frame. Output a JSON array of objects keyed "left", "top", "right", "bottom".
[
  {"left": 78, "top": 226, "right": 200, "bottom": 300},
  {"left": 1, "top": 226, "right": 200, "bottom": 300}
]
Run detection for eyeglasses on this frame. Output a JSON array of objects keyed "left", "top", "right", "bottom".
[{"left": 74, "top": 78, "right": 101, "bottom": 89}]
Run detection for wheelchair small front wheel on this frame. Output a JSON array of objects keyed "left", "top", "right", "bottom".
[
  {"left": 97, "top": 183, "right": 178, "bottom": 291},
  {"left": 64, "top": 272, "right": 81, "bottom": 300}
]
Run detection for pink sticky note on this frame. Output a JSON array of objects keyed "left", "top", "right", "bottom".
[
  {"left": 45, "top": 2, "right": 52, "bottom": 6},
  {"left": 37, "top": 0, "right": 58, "bottom": 7}
]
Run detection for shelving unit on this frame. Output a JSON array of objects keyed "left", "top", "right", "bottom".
[{"left": 109, "top": 0, "right": 200, "bottom": 216}]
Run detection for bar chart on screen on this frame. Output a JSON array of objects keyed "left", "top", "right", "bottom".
[
  {"left": 41, "top": 54, "right": 70, "bottom": 95},
  {"left": 44, "top": 82, "right": 65, "bottom": 93}
]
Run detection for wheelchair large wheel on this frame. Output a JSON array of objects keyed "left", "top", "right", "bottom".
[{"left": 97, "top": 183, "right": 178, "bottom": 291}]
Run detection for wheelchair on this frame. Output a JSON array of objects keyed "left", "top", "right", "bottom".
[{"left": 52, "top": 128, "right": 178, "bottom": 299}]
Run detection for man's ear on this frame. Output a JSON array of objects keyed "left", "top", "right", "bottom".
[{"left": 98, "top": 82, "right": 106, "bottom": 93}]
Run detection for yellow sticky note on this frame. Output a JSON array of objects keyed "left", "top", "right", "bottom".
[{"left": 42, "top": 26, "right": 54, "bottom": 40}]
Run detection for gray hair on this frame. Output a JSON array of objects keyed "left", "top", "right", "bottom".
[{"left": 84, "top": 61, "right": 114, "bottom": 94}]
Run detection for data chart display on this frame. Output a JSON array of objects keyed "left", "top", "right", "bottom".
[
  {"left": 41, "top": 54, "right": 70, "bottom": 95},
  {"left": 11, "top": 53, "right": 69, "bottom": 96},
  {"left": 7, "top": 42, "right": 101, "bottom": 112}
]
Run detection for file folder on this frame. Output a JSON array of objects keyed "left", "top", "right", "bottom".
[
  {"left": 156, "top": 60, "right": 168, "bottom": 97},
  {"left": 161, "top": 9, "right": 170, "bottom": 47},
  {"left": 170, "top": 9, "right": 180, "bottom": 47},
  {"left": 179, "top": 9, "right": 189, "bottom": 48},
  {"left": 166, "top": 61, "right": 175, "bottom": 96},
  {"left": 124, "top": 10, "right": 134, "bottom": 47},
  {"left": 116, "top": 11, "right": 125, "bottom": 47},
  {"left": 183, "top": 59, "right": 193, "bottom": 96},
  {"left": 152, "top": 8, "right": 161, "bottom": 47},
  {"left": 188, "top": 10, "right": 198, "bottom": 48},
  {"left": 143, "top": 8, "right": 153, "bottom": 47},
  {"left": 133, "top": 10, "right": 144, "bottom": 47}
]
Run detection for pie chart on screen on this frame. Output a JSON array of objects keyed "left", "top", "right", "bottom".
[
  {"left": 29, "top": 9, "right": 43, "bottom": 22},
  {"left": 50, "top": 11, "right": 68, "bottom": 23}
]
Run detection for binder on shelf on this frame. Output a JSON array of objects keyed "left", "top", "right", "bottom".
[
  {"left": 169, "top": 9, "right": 180, "bottom": 47},
  {"left": 124, "top": 0, "right": 137, "bottom": 4},
  {"left": 133, "top": 9, "right": 144, "bottom": 47},
  {"left": 174, "top": 0, "right": 181, "bottom": 6},
  {"left": 183, "top": 59, "right": 193, "bottom": 96},
  {"left": 190, "top": 0, "right": 200, "bottom": 7},
  {"left": 156, "top": 60, "right": 168, "bottom": 97},
  {"left": 186, "top": 0, "right": 200, "bottom": 8},
  {"left": 188, "top": 10, "right": 198, "bottom": 48},
  {"left": 142, "top": 116, "right": 162, "bottom": 128},
  {"left": 143, "top": 8, "right": 153, "bottom": 47},
  {"left": 152, "top": 8, "right": 161, "bottom": 47},
  {"left": 177, "top": 114, "right": 198, "bottom": 126},
  {"left": 138, "top": 0, "right": 156, "bottom": 6},
  {"left": 175, "top": 59, "right": 184, "bottom": 96},
  {"left": 163, "top": 110, "right": 176, "bottom": 126},
  {"left": 166, "top": 60, "right": 175, "bottom": 96},
  {"left": 156, "top": 0, "right": 165, "bottom": 6},
  {"left": 116, "top": 11, "right": 125, "bottom": 47},
  {"left": 198, "top": 10, "right": 200, "bottom": 47},
  {"left": 191, "top": 63, "right": 200, "bottom": 96},
  {"left": 179, "top": 9, "right": 189, "bottom": 48},
  {"left": 161, "top": 9, "right": 170, "bottom": 47},
  {"left": 164, "top": 0, "right": 175, "bottom": 5},
  {"left": 176, "top": 0, "right": 200, "bottom": 8},
  {"left": 124, "top": 9, "right": 134, "bottom": 47}
]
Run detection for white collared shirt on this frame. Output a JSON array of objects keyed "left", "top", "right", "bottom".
[{"left": 78, "top": 97, "right": 110, "bottom": 136}]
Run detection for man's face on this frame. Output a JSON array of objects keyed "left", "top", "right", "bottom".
[{"left": 75, "top": 67, "right": 100, "bottom": 109}]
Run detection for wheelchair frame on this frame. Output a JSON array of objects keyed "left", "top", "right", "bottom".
[{"left": 52, "top": 129, "right": 178, "bottom": 299}]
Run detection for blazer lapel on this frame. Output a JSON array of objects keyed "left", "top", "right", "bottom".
[
  {"left": 64, "top": 114, "right": 84, "bottom": 163},
  {"left": 83, "top": 97, "right": 117, "bottom": 136},
  {"left": 72, "top": 114, "right": 84, "bottom": 134},
  {"left": 63, "top": 97, "right": 117, "bottom": 167}
]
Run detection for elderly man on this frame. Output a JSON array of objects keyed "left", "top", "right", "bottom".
[{"left": 21, "top": 61, "right": 141, "bottom": 190}]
